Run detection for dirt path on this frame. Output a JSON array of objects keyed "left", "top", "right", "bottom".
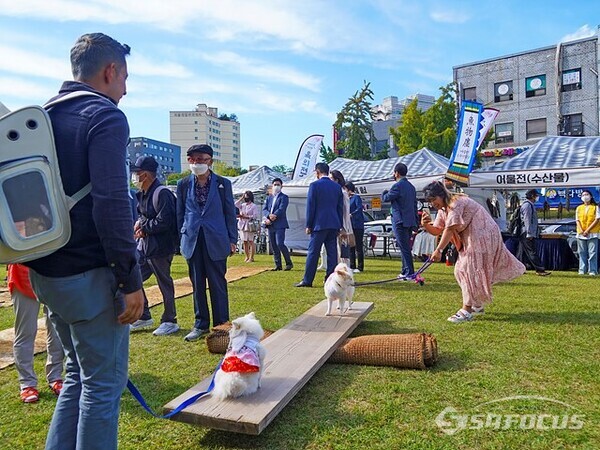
[{"left": 0, "top": 265, "right": 269, "bottom": 370}]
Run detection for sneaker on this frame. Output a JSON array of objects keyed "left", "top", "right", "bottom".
[
  {"left": 130, "top": 318, "right": 154, "bottom": 331},
  {"left": 20, "top": 387, "right": 39, "bottom": 403},
  {"left": 471, "top": 306, "right": 485, "bottom": 316},
  {"left": 353, "top": 269, "right": 361, "bottom": 273},
  {"left": 184, "top": 327, "right": 209, "bottom": 342},
  {"left": 153, "top": 322, "right": 180, "bottom": 336},
  {"left": 49, "top": 380, "right": 63, "bottom": 396},
  {"left": 536, "top": 271, "right": 551, "bottom": 277},
  {"left": 447, "top": 309, "right": 473, "bottom": 323},
  {"left": 589, "top": 273, "right": 597, "bottom": 276},
  {"left": 578, "top": 271, "right": 585, "bottom": 275}
]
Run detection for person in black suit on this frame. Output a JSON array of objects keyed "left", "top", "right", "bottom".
[
  {"left": 382, "top": 163, "right": 418, "bottom": 277},
  {"left": 295, "top": 163, "right": 343, "bottom": 287},
  {"left": 263, "top": 178, "right": 293, "bottom": 271}
]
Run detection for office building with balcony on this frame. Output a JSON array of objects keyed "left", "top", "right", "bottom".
[
  {"left": 170, "top": 104, "right": 241, "bottom": 169},
  {"left": 454, "top": 33, "right": 599, "bottom": 166}
]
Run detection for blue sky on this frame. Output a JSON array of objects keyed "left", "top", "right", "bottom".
[{"left": 0, "top": 1, "right": 597, "bottom": 169}]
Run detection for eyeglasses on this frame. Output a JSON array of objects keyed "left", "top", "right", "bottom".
[{"left": 188, "top": 156, "right": 212, "bottom": 163}]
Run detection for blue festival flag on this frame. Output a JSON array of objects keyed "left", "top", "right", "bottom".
[{"left": 446, "top": 101, "right": 483, "bottom": 185}]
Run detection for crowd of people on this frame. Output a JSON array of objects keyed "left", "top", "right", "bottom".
[{"left": 6, "top": 31, "right": 581, "bottom": 450}]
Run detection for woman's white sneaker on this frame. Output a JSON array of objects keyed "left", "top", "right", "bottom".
[{"left": 447, "top": 309, "right": 473, "bottom": 323}]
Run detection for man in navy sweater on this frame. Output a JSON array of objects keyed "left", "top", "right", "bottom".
[{"left": 26, "top": 33, "right": 143, "bottom": 450}]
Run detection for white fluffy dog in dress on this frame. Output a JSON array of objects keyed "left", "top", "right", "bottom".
[
  {"left": 213, "top": 312, "right": 266, "bottom": 400},
  {"left": 324, "top": 262, "right": 355, "bottom": 316}
]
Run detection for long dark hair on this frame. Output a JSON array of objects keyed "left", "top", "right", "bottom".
[
  {"left": 330, "top": 169, "right": 346, "bottom": 187},
  {"left": 581, "top": 190, "right": 597, "bottom": 205},
  {"left": 422, "top": 181, "right": 456, "bottom": 207},
  {"left": 244, "top": 190, "right": 254, "bottom": 203}
]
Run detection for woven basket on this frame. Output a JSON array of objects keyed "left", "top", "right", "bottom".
[{"left": 206, "top": 323, "right": 273, "bottom": 354}]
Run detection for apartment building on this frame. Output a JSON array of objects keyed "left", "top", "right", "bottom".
[{"left": 170, "top": 103, "right": 241, "bottom": 169}]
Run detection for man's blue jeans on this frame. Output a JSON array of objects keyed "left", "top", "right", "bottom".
[{"left": 30, "top": 267, "right": 129, "bottom": 450}]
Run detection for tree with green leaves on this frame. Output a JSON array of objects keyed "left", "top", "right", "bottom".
[
  {"left": 334, "top": 81, "right": 376, "bottom": 160},
  {"left": 390, "top": 98, "right": 423, "bottom": 156},
  {"left": 319, "top": 143, "right": 336, "bottom": 163},
  {"left": 390, "top": 82, "right": 458, "bottom": 158},
  {"left": 271, "top": 164, "right": 292, "bottom": 175},
  {"left": 166, "top": 171, "right": 190, "bottom": 185},
  {"left": 212, "top": 161, "right": 247, "bottom": 176}
]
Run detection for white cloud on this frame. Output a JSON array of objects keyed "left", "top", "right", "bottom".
[
  {"left": 413, "top": 68, "right": 452, "bottom": 83},
  {"left": 0, "top": 44, "right": 70, "bottom": 81},
  {"left": 560, "top": 24, "right": 596, "bottom": 43},
  {"left": 197, "top": 51, "right": 321, "bottom": 92},
  {"left": 0, "top": 76, "right": 56, "bottom": 105},
  {"left": 128, "top": 54, "right": 193, "bottom": 79},
  {"left": 430, "top": 9, "right": 470, "bottom": 24}
]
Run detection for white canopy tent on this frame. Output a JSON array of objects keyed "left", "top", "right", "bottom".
[
  {"left": 469, "top": 136, "right": 600, "bottom": 189},
  {"left": 228, "top": 165, "right": 289, "bottom": 196}
]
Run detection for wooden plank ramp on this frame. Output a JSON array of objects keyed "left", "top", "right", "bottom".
[{"left": 163, "top": 299, "right": 373, "bottom": 435}]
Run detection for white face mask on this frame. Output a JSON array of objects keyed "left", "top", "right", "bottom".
[
  {"left": 582, "top": 195, "right": 591, "bottom": 203},
  {"left": 131, "top": 173, "right": 143, "bottom": 189},
  {"left": 190, "top": 163, "right": 209, "bottom": 176},
  {"left": 272, "top": 185, "right": 281, "bottom": 194}
]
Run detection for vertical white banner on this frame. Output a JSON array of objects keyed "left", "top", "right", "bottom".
[
  {"left": 292, "top": 134, "right": 324, "bottom": 180},
  {"left": 477, "top": 108, "right": 499, "bottom": 150}
]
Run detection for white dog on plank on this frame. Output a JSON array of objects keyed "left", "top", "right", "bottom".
[
  {"left": 213, "top": 312, "right": 266, "bottom": 399},
  {"left": 324, "top": 262, "right": 355, "bottom": 316}
]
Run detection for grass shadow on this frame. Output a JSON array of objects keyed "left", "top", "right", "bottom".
[{"left": 485, "top": 311, "right": 600, "bottom": 325}]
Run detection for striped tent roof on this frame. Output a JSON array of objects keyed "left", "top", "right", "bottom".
[
  {"left": 475, "top": 136, "right": 600, "bottom": 172},
  {"left": 228, "top": 165, "right": 289, "bottom": 195},
  {"left": 286, "top": 148, "right": 450, "bottom": 186}
]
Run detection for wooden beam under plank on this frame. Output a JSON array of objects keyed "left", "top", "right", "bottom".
[{"left": 163, "top": 299, "right": 373, "bottom": 435}]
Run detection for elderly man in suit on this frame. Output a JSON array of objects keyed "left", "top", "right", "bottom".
[
  {"left": 295, "top": 163, "right": 344, "bottom": 287},
  {"left": 176, "top": 144, "right": 237, "bottom": 341},
  {"left": 263, "top": 177, "right": 293, "bottom": 271},
  {"left": 382, "top": 162, "right": 418, "bottom": 278}
]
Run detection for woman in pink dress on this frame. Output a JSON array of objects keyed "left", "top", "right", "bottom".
[
  {"left": 235, "top": 191, "right": 259, "bottom": 262},
  {"left": 421, "top": 181, "right": 525, "bottom": 323}
]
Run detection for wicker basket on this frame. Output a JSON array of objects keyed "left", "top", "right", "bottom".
[
  {"left": 206, "top": 323, "right": 273, "bottom": 354},
  {"left": 206, "top": 324, "right": 438, "bottom": 369}
]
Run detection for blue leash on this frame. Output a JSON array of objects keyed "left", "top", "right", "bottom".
[{"left": 127, "top": 359, "right": 222, "bottom": 419}]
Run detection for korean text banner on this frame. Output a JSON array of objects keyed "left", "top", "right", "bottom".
[
  {"left": 292, "top": 134, "right": 324, "bottom": 180},
  {"left": 469, "top": 167, "right": 600, "bottom": 188},
  {"left": 447, "top": 101, "right": 483, "bottom": 185}
]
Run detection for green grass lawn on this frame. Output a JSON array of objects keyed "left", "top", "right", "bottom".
[{"left": 0, "top": 254, "right": 598, "bottom": 449}]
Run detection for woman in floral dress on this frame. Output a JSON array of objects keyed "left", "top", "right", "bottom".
[{"left": 421, "top": 181, "right": 525, "bottom": 323}]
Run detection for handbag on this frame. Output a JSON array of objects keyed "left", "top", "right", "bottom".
[{"left": 245, "top": 219, "right": 260, "bottom": 233}]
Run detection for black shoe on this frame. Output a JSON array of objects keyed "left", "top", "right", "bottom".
[
  {"left": 284, "top": 264, "right": 294, "bottom": 271},
  {"left": 271, "top": 267, "right": 282, "bottom": 271},
  {"left": 295, "top": 281, "right": 312, "bottom": 288}
]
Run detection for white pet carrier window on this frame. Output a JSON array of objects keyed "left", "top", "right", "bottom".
[{"left": 0, "top": 157, "right": 63, "bottom": 251}]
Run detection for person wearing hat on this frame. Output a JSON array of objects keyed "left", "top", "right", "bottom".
[
  {"left": 130, "top": 156, "right": 180, "bottom": 335},
  {"left": 176, "top": 144, "right": 237, "bottom": 341},
  {"left": 520, "top": 189, "right": 551, "bottom": 276}
]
